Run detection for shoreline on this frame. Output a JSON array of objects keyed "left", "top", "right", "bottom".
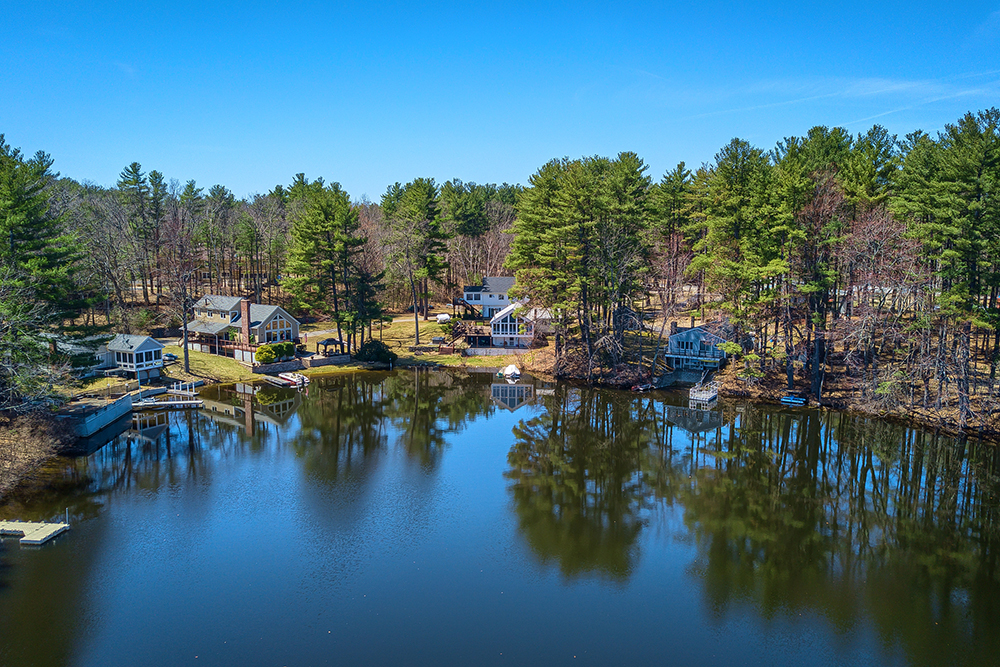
[{"left": 7, "top": 349, "right": 993, "bottom": 501}]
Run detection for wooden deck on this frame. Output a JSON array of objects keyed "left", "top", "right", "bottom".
[{"left": 0, "top": 520, "right": 70, "bottom": 545}]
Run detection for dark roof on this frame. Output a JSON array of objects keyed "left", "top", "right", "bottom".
[
  {"left": 107, "top": 334, "right": 163, "bottom": 352},
  {"left": 463, "top": 276, "right": 516, "bottom": 295},
  {"left": 186, "top": 319, "right": 233, "bottom": 335},
  {"left": 193, "top": 295, "right": 244, "bottom": 312},
  {"left": 670, "top": 319, "right": 733, "bottom": 341},
  {"left": 186, "top": 303, "right": 295, "bottom": 334},
  {"left": 247, "top": 303, "right": 284, "bottom": 328},
  {"left": 483, "top": 276, "right": 515, "bottom": 294}
]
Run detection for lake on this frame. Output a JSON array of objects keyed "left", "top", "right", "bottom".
[{"left": 1, "top": 369, "right": 998, "bottom": 666}]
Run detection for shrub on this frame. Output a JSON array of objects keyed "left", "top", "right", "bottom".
[
  {"left": 255, "top": 344, "right": 277, "bottom": 364},
  {"left": 354, "top": 339, "right": 397, "bottom": 364},
  {"left": 277, "top": 341, "right": 295, "bottom": 358}
]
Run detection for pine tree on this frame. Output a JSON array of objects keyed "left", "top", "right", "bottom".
[
  {"left": 383, "top": 178, "right": 448, "bottom": 344},
  {"left": 0, "top": 135, "right": 83, "bottom": 322}
]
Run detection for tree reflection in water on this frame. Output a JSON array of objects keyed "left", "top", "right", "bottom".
[
  {"left": 508, "top": 389, "right": 1000, "bottom": 664},
  {"left": 506, "top": 385, "right": 653, "bottom": 580},
  {"left": 5, "top": 373, "right": 999, "bottom": 665}
]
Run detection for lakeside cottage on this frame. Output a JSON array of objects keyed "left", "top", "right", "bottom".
[
  {"left": 663, "top": 320, "right": 735, "bottom": 370},
  {"left": 100, "top": 334, "right": 164, "bottom": 380},
  {"left": 185, "top": 295, "right": 299, "bottom": 363}
]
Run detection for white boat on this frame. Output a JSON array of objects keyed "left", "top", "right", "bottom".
[
  {"left": 278, "top": 372, "right": 309, "bottom": 387},
  {"left": 502, "top": 364, "right": 521, "bottom": 379}
]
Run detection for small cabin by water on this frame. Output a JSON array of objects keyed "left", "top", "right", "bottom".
[{"left": 102, "top": 334, "right": 164, "bottom": 380}]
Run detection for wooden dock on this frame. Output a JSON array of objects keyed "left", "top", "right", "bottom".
[
  {"left": 0, "top": 520, "right": 70, "bottom": 545},
  {"left": 133, "top": 398, "right": 204, "bottom": 410},
  {"left": 167, "top": 381, "right": 201, "bottom": 398}
]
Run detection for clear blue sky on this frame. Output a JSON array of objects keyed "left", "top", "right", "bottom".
[{"left": 3, "top": 2, "right": 998, "bottom": 201}]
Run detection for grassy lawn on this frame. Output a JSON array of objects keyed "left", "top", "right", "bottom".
[{"left": 161, "top": 344, "right": 264, "bottom": 384}]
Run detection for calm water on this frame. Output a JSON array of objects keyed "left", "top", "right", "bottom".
[{"left": 2, "top": 370, "right": 999, "bottom": 667}]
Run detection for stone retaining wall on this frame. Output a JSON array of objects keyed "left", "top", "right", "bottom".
[
  {"left": 302, "top": 354, "right": 351, "bottom": 368},
  {"left": 253, "top": 354, "right": 352, "bottom": 374},
  {"left": 463, "top": 347, "right": 530, "bottom": 356},
  {"left": 253, "top": 359, "right": 305, "bottom": 374}
]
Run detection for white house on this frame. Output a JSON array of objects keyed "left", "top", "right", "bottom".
[
  {"left": 103, "top": 334, "right": 164, "bottom": 380},
  {"left": 489, "top": 302, "right": 535, "bottom": 348},
  {"left": 462, "top": 276, "right": 516, "bottom": 319}
]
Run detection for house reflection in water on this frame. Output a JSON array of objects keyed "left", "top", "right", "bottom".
[
  {"left": 491, "top": 382, "right": 535, "bottom": 412},
  {"left": 663, "top": 401, "right": 725, "bottom": 436},
  {"left": 130, "top": 410, "right": 170, "bottom": 443},
  {"left": 200, "top": 382, "right": 302, "bottom": 435}
]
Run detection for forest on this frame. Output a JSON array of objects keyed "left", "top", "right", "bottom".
[{"left": 0, "top": 107, "right": 998, "bottom": 433}]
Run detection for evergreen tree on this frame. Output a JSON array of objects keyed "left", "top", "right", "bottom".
[
  {"left": 0, "top": 135, "right": 83, "bottom": 322},
  {"left": 383, "top": 177, "right": 448, "bottom": 344},
  {"left": 284, "top": 180, "right": 365, "bottom": 351}
]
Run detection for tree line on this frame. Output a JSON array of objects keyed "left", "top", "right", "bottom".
[
  {"left": 508, "top": 109, "right": 999, "bottom": 431},
  {"left": 1, "top": 108, "right": 998, "bottom": 427}
]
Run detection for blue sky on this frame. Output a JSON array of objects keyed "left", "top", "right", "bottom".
[{"left": 3, "top": 2, "right": 998, "bottom": 201}]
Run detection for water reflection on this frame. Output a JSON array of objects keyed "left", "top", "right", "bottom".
[
  {"left": 1, "top": 372, "right": 999, "bottom": 666},
  {"left": 505, "top": 386, "right": 660, "bottom": 580},
  {"left": 380, "top": 369, "right": 495, "bottom": 468},
  {"left": 508, "top": 389, "right": 1000, "bottom": 664}
]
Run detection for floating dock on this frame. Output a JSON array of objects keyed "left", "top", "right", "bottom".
[
  {"left": 0, "top": 520, "right": 70, "bottom": 545},
  {"left": 689, "top": 381, "right": 720, "bottom": 403}
]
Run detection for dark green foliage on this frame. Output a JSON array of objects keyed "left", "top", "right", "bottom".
[
  {"left": 507, "top": 152, "right": 652, "bottom": 373},
  {"left": 354, "top": 339, "right": 397, "bottom": 364},
  {"left": 0, "top": 134, "right": 84, "bottom": 321},
  {"left": 383, "top": 177, "right": 449, "bottom": 344}
]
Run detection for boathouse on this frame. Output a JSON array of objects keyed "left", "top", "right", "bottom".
[{"left": 101, "top": 334, "right": 164, "bottom": 380}]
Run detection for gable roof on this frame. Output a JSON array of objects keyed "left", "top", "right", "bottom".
[
  {"left": 669, "top": 319, "right": 734, "bottom": 342},
  {"left": 107, "top": 334, "right": 163, "bottom": 352},
  {"left": 482, "top": 276, "right": 515, "bottom": 294},
  {"left": 246, "top": 303, "right": 285, "bottom": 328},
  {"left": 193, "top": 295, "right": 244, "bottom": 312},
  {"left": 490, "top": 301, "right": 522, "bottom": 324},
  {"left": 464, "top": 276, "right": 516, "bottom": 295},
  {"left": 187, "top": 302, "right": 297, "bottom": 334}
]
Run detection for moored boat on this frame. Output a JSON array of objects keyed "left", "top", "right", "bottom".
[
  {"left": 278, "top": 372, "right": 310, "bottom": 387},
  {"left": 502, "top": 364, "right": 520, "bottom": 379}
]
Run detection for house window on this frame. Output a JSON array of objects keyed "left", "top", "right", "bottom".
[
  {"left": 499, "top": 295, "right": 505, "bottom": 300},
  {"left": 473, "top": 294, "right": 480, "bottom": 301}
]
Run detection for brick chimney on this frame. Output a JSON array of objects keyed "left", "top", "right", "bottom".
[{"left": 241, "top": 299, "right": 251, "bottom": 346}]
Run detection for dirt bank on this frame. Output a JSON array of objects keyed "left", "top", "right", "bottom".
[{"left": 0, "top": 414, "right": 75, "bottom": 499}]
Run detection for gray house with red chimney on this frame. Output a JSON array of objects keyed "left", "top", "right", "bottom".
[{"left": 186, "top": 295, "right": 299, "bottom": 362}]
